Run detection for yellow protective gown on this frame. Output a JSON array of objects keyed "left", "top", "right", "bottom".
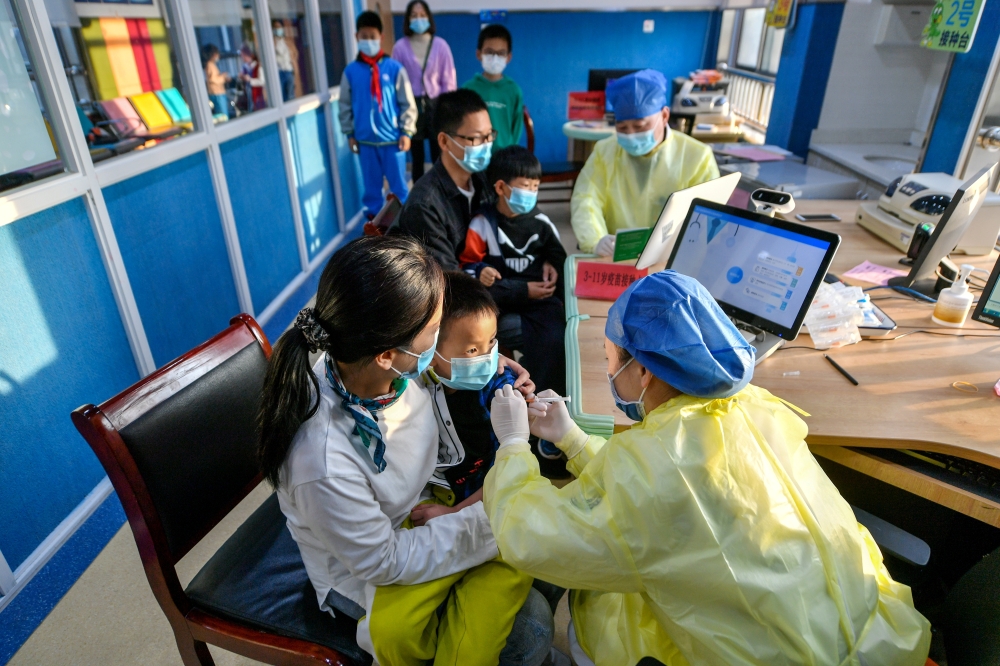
[
  {"left": 483, "top": 385, "right": 930, "bottom": 666},
  {"left": 570, "top": 130, "right": 720, "bottom": 253}
]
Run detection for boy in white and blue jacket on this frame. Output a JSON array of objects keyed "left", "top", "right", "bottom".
[{"left": 339, "top": 11, "right": 417, "bottom": 218}]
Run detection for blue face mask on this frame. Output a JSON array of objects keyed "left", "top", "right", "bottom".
[
  {"left": 616, "top": 118, "right": 662, "bottom": 157},
  {"left": 358, "top": 39, "right": 381, "bottom": 57},
  {"left": 410, "top": 17, "right": 430, "bottom": 34},
  {"left": 393, "top": 329, "right": 439, "bottom": 380},
  {"left": 447, "top": 135, "right": 492, "bottom": 173},
  {"left": 435, "top": 343, "right": 499, "bottom": 391},
  {"left": 608, "top": 357, "right": 647, "bottom": 421},
  {"left": 505, "top": 186, "right": 537, "bottom": 216}
]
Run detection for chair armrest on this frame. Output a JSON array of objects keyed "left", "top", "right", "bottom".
[{"left": 852, "top": 505, "right": 930, "bottom": 567}]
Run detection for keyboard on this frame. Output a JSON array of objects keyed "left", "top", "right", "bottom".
[{"left": 862, "top": 448, "right": 1000, "bottom": 504}]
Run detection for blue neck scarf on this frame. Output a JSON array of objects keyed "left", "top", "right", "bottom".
[{"left": 325, "top": 356, "right": 406, "bottom": 473}]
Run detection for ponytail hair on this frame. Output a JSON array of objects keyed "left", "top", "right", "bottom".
[{"left": 257, "top": 235, "right": 444, "bottom": 487}]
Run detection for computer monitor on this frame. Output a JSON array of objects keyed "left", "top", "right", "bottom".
[
  {"left": 888, "top": 164, "right": 998, "bottom": 295},
  {"left": 666, "top": 199, "right": 841, "bottom": 341},
  {"left": 636, "top": 172, "right": 742, "bottom": 270},
  {"left": 971, "top": 253, "right": 1000, "bottom": 328},
  {"left": 587, "top": 69, "right": 638, "bottom": 93}
]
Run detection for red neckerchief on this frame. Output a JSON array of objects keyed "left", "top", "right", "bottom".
[{"left": 359, "top": 51, "right": 386, "bottom": 110}]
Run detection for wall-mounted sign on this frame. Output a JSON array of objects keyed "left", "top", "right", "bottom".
[
  {"left": 922, "top": 0, "right": 986, "bottom": 53},
  {"left": 765, "top": 0, "right": 795, "bottom": 29}
]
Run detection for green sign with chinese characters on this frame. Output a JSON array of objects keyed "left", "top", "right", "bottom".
[{"left": 921, "top": 0, "right": 986, "bottom": 53}]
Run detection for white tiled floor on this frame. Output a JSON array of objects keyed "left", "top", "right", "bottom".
[{"left": 9, "top": 199, "right": 579, "bottom": 666}]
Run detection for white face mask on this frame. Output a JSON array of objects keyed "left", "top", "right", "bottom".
[{"left": 482, "top": 54, "right": 507, "bottom": 76}]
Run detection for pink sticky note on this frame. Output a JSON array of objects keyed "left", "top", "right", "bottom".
[
  {"left": 842, "top": 260, "right": 909, "bottom": 286},
  {"left": 994, "top": 378, "right": 1000, "bottom": 397}
]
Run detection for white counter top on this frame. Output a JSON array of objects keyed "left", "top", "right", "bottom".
[{"left": 809, "top": 143, "right": 920, "bottom": 186}]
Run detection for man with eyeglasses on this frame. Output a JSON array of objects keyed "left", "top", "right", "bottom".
[
  {"left": 391, "top": 89, "right": 496, "bottom": 271},
  {"left": 571, "top": 69, "right": 720, "bottom": 257}
]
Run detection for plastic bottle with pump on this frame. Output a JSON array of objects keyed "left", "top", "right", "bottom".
[{"left": 932, "top": 264, "right": 975, "bottom": 327}]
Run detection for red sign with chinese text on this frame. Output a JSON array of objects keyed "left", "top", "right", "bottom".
[
  {"left": 568, "top": 92, "right": 606, "bottom": 121},
  {"left": 575, "top": 262, "right": 647, "bottom": 301}
]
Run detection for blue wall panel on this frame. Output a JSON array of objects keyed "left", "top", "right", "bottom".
[
  {"left": 765, "top": 2, "right": 845, "bottom": 157},
  {"left": 103, "top": 152, "right": 241, "bottom": 367},
  {"left": 394, "top": 10, "right": 713, "bottom": 164},
  {"left": 221, "top": 124, "right": 302, "bottom": 312},
  {"left": 331, "top": 100, "right": 364, "bottom": 221},
  {"left": 0, "top": 198, "right": 138, "bottom": 569},
  {"left": 288, "top": 107, "right": 339, "bottom": 259},
  {"left": 923, "top": 1, "right": 1000, "bottom": 174}
]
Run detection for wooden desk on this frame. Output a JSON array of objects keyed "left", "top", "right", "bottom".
[{"left": 565, "top": 199, "right": 1000, "bottom": 526}]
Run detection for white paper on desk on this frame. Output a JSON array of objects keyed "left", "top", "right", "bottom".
[{"left": 842, "top": 260, "right": 908, "bottom": 286}]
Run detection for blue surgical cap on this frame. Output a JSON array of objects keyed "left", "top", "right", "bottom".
[
  {"left": 607, "top": 69, "right": 668, "bottom": 122},
  {"left": 606, "top": 271, "right": 755, "bottom": 398}
]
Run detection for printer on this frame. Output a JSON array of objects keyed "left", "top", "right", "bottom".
[
  {"left": 856, "top": 172, "right": 1000, "bottom": 254},
  {"left": 671, "top": 79, "right": 731, "bottom": 118}
]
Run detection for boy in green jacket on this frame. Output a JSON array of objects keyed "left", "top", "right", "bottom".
[{"left": 462, "top": 24, "right": 524, "bottom": 149}]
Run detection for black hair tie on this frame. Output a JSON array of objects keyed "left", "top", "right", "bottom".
[{"left": 294, "top": 308, "right": 330, "bottom": 353}]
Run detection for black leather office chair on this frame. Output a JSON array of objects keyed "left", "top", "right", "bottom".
[{"left": 72, "top": 315, "right": 367, "bottom": 666}]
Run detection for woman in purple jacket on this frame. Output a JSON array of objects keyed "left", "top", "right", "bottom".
[{"left": 393, "top": 1, "right": 457, "bottom": 181}]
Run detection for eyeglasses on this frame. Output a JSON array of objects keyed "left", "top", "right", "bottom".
[
  {"left": 483, "top": 49, "right": 508, "bottom": 57},
  {"left": 448, "top": 130, "right": 497, "bottom": 147}
]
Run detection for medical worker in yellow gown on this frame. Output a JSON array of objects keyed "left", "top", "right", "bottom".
[
  {"left": 571, "top": 70, "right": 720, "bottom": 256},
  {"left": 484, "top": 271, "right": 931, "bottom": 666}
]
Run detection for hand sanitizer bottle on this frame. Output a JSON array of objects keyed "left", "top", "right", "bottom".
[{"left": 932, "top": 264, "right": 975, "bottom": 327}]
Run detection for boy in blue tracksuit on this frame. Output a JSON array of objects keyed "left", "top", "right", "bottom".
[{"left": 338, "top": 11, "right": 417, "bottom": 218}]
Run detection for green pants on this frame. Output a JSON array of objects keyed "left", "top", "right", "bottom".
[{"left": 367, "top": 500, "right": 533, "bottom": 666}]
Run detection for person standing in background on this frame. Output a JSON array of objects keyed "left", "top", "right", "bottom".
[
  {"left": 239, "top": 44, "right": 266, "bottom": 111},
  {"left": 340, "top": 11, "right": 417, "bottom": 219},
  {"left": 393, "top": 1, "right": 457, "bottom": 182},
  {"left": 462, "top": 24, "right": 523, "bottom": 150},
  {"left": 202, "top": 44, "right": 231, "bottom": 119},
  {"left": 273, "top": 20, "right": 295, "bottom": 102}
]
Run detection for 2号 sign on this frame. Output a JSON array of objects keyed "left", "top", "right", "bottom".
[{"left": 922, "top": 0, "right": 985, "bottom": 53}]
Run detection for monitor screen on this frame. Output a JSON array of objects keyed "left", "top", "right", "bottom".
[
  {"left": 667, "top": 200, "right": 841, "bottom": 339},
  {"left": 902, "top": 163, "right": 997, "bottom": 287},
  {"left": 972, "top": 254, "right": 1000, "bottom": 328}
]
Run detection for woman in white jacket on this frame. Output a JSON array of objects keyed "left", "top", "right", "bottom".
[{"left": 256, "top": 236, "right": 553, "bottom": 666}]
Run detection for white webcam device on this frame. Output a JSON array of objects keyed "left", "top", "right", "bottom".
[{"left": 751, "top": 188, "right": 795, "bottom": 217}]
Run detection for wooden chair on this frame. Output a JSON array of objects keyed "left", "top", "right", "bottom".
[
  {"left": 71, "top": 314, "right": 369, "bottom": 666},
  {"left": 363, "top": 193, "right": 402, "bottom": 237},
  {"left": 524, "top": 106, "right": 585, "bottom": 204}
]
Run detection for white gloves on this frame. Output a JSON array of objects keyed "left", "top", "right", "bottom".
[
  {"left": 491, "top": 384, "right": 530, "bottom": 447},
  {"left": 528, "top": 390, "right": 587, "bottom": 459},
  {"left": 594, "top": 234, "right": 616, "bottom": 257}
]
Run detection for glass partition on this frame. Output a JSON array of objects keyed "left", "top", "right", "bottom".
[
  {"left": 1, "top": 0, "right": 63, "bottom": 194},
  {"left": 190, "top": 0, "right": 267, "bottom": 122},
  {"left": 735, "top": 8, "right": 765, "bottom": 71},
  {"left": 318, "top": 0, "right": 344, "bottom": 86},
  {"left": 268, "top": 0, "right": 314, "bottom": 101},
  {"left": 47, "top": 0, "right": 193, "bottom": 161}
]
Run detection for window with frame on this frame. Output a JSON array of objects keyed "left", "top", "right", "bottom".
[
  {"left": 190, "top": 0, "right": 269, "bottom": 122},
  {"left": 1, "top": 0, "right": 64, "bottom": 194},
  {"left": 268, "top": 0, "right": 315, "bottom": 101},
  {"left": 48, "top": 0, "right": 194, "bottom": 163},
  {"left": 717, "top": 8, "right": 785, "bottom": 78}
]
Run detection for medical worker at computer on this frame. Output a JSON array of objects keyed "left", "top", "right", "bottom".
[
  {"left": 570, "top": 69, "right": 720, "bottom": 256},
  {"left": 484, "top": 271, "right": 931, "bottom": 666}
]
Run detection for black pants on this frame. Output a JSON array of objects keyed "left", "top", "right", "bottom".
[
  {"left": 497, "top": 297, "right": 566, "bottom": 397},
  {"left": 411, "top": 96, "right": 441, "bottom": 182}
]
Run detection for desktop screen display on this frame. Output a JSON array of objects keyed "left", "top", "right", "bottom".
[
  {"left": 980, "top": 281, "right": 1000, "bottom": 322},
  {"left": 669, "top": 204, "right": 834, "bottom": 330}
]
